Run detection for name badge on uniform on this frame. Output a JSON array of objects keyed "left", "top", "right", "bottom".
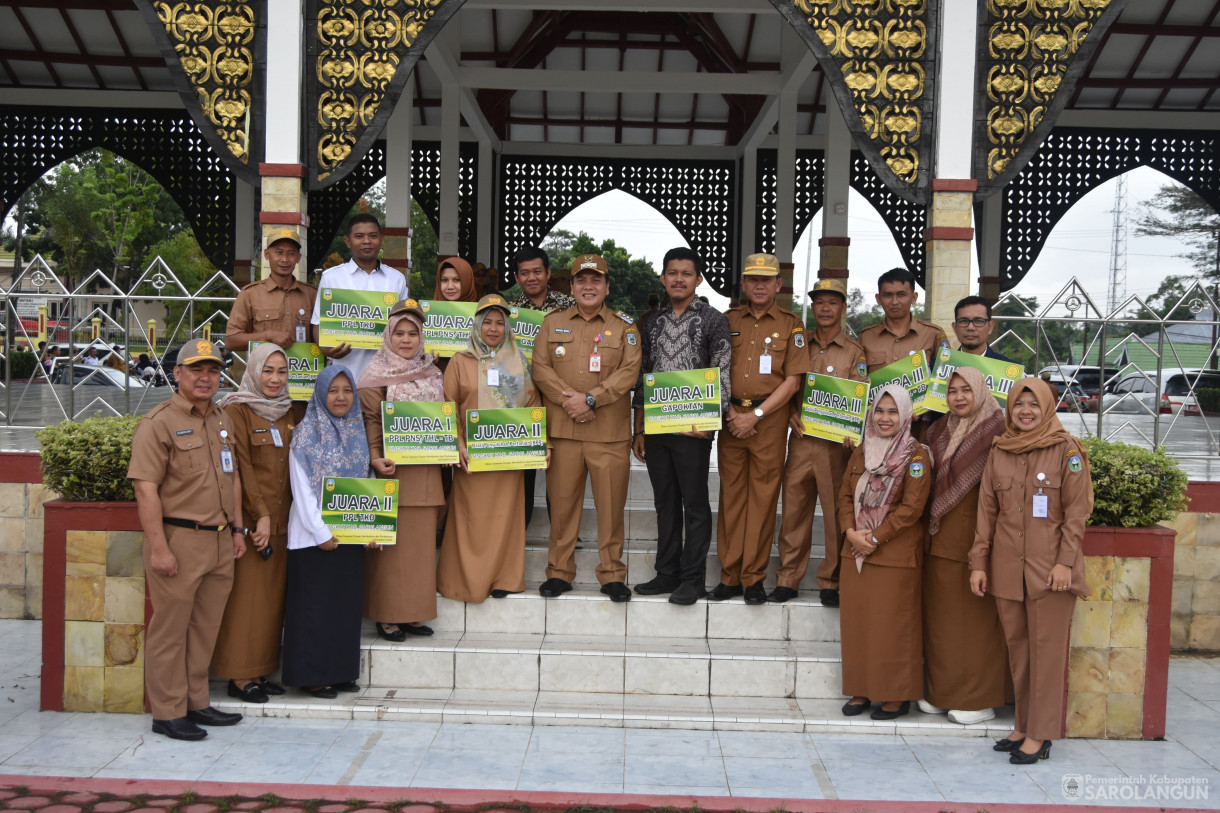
[
  {"left": 759, "top": 355, "right": 772, "bottom": 375},
  {"left": 220, "top": 448, "right": 234, "bottom": 473},
  {"left": 487, "top": 367, "right": 500, "bottom": 386},
  {"left": 589, "top": 351, "right": 602, "bottom": 372},
  {"left": 270, "top": 426, "right": 284, "bottom": 447},
  {"left": 1032, "top": 494, "right": 1048, "bottom": 518}
]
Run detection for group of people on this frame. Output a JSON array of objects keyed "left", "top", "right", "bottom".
[{"left": 128, "top": 215, "right": 1094, "bottom": 767}]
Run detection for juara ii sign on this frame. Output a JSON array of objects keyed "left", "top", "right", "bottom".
[
  {"left": 317, "top": 289, "right": 397, "bottom": 349},
  {"left": 868, "top": 351, "right": 930, "bottom": 415},
  {"left": 320, "top": 477, "right": 398, "bottom": 545},
  {"left": 923, "top": 348, "right": 1025, "bottom": 412}
]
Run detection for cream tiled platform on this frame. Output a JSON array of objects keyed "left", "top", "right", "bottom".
[{"left": 212, "top": 464, "right": 1013, "bottom": 737}]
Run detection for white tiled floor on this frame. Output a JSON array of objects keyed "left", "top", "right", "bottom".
[{"left": 3, "top": 620, "right": 1220, "bottom": 806}]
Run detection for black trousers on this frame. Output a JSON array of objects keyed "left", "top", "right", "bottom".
[
  {"left": 523, "top": 468, "right": 551, "bottom": 528},
  {"left": 644, "top": 432, "right": 713, "bottom": 586}
]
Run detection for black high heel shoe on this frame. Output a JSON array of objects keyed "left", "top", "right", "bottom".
[
  {"left": 993, "top": 736, "right": 1025, "bottom": 752},
  {"left": 1009, "top": 740, "right": 1052, "bottom": 764}
]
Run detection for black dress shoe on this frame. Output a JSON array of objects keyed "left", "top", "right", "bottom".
[
  {"left": 766, "top": 586, "right": 799, "bottom": 603},
  {"left": 668, "top": 582, "right": 703, "bottom": 606},
  {"left": 870, "top": 701, "right": 911, "bottom": 721},
  {"left": 819, "top": 588, "right": 840, "bottom": 607},
  {"left": 1009, "top": 740, "right": 1052, "bottom": 764},
  {"left": 993, "top": 736, "right": 1025, "bottom": 752},
  {"left": 377, "top": 622, "right": 407, "bottom": 642},
  {"left": 402, "top": 623, "right": 434, "bottom": 636},
  {"left": 152, "top": 717, "right": 207, "bottom": 741},
  {"left": 743, "top": 583, "right": 767, "bottom": 605},
  {"left": 601, "top": 581, "right": 632, "bottom": 602},
  {"left": 539, "top": 577, "right": 573, "bottom": 597},
  {"left": 227, "top": 680, "right": 269, "bottom": 704},
  {"left": 706, "top": 582, "right": 743, "bottom": 601},
  {"left": 332, "top": 680, "right": 361, "bottom": 693},
  {"left": 634, "top": 575, "right": 681, "bottom": 595},
  {"left": 304, "top": 685, "right": 338, "bottom": 699},
  {"left": 490, "top": 589, "right": 509, "bottom": 598},
  {"left": 841, "top": 699, "right": 871, "bottom": 716},
  {"left": 257, "top": 678, "right": 285, "bottom": 696},
  {"left": 186, "top": 706, "right": 243, "bottom": 726}
]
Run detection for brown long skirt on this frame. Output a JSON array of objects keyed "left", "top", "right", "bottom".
[
  {"left": 923, "top": 553, "right": 1014, "bottom": 710},
  {"left": 437, "top": 468, "right": 526, "bottom": 603},
  {"left": 840, "top": 560, "right": 923, "bottom": 701},
  {"left": 210, "top": 531, "right": 288, "bottom": 678},
  {"left": 364, "top": 506, "right": 439, "bottom": 623}
]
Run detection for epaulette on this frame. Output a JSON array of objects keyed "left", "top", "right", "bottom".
[{"left": 617, "top": 311, "right": 634, "bottom": 324}]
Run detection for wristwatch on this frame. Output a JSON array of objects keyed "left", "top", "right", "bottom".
[
  {"left": 753, "top": 406, "right": 765, "bottom": 419},
  {"left": 585, "top": 393, "right": 597, "bottom": 409},
  {"left": 232, "top": 526, "right": 249, "bottom": 537}
]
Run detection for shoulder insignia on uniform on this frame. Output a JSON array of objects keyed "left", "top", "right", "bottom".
[
  {"left": 617, "top": 311, "right": 634, "bottom": 324},
  {"left": 1067, "top": 452, "right": 1083, "bottom": 473},
  {"left": 939, "top": 339, "right": 950, "bottom": 349},
  {"left": 910, "top": 454, "right": 923, "bottom": 461},
  {"left": 909, "top": 461, "right": 924, "bottom": 478},
  {"left": 627, "top": 331, "right": 637, "bottom": 346},
  {"left": 793, "top": 331, "right": 805, "bottom": 349}
]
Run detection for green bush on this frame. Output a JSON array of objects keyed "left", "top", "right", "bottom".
[
  {"left": 3, "top": 351, "right": 38, "bottom": 379},
  {"left": 37, "top": 415, "right": 140, "bottom": 502},
  {"left": 1197, "top": 387, "right": 1220, "bottom": 414},
  {"left": 1080, "top": 436, "right": 1188, "bottom": 528}
]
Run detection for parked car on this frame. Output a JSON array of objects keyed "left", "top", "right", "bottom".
[
  {"left": 1054, "top": 381, "right": 1090, "bottom": 413},
  {"left": 1091, "top": 368, "right": 1220, "bottom": 416},
  {"left": 1037, "top": 364, "right": 1103, "bottom": 395},
  {"left": 50, "top": 362, "right": 148, "bottom": 389}
]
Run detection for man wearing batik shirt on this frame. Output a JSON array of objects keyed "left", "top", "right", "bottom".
[
  {"left": 508, "top": 246, "right": 576, "bottom": 528},
  {"left": 631, "top": 247, "right": 731, "bottom": 606}
]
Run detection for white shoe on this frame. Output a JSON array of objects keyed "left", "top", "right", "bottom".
[
  {"left": 948, "top": 708, "right": 996, "bottom": 725},
  {"left": 917, "top": 699, "right": 947, "bottom": 715}
]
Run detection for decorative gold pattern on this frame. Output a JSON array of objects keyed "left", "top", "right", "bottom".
[
  {"left": 792, "top": 0, "right": 931, "bottom": 190},
  {"left": 152, "top": 2, "right": 255, "bottom": 163},
  {"left": 314, "top": 0, "right": 444, "bottom": 182},
  {"left": 983, "top": 0, "right": 1114, "bottom": 179}
]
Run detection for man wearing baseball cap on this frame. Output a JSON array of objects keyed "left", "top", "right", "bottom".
[
  {"left": 772, "top": 278, "right": 867, "bottom": 608},
  {"left": 712, "top": 253, "right": 810, "bottom": 605},
  {"left": 128, "top": 340, "right": 248, "bottom": 740},
  {"left": 226, "top": 228, "right": 317, "bottom": 351},
  {"left": 532, "top": 253, "right": 642, "bottom": 601}
]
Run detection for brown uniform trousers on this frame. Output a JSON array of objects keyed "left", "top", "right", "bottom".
[
  {"left": 970, "top": 440, "right": 1094, "bottom": 740},
  {"left": 225, "top": 276, "right": 317, "bottom": 346},
  {"left": 777, "top": 330, "right": 867, "bottom": 590},
  {"left": 210, "top": 401, "right": 303, "bottom": 679},
  {"left": 532, "top": 305, "right": 642, "bottom": 584},
  {"left": 128, "top": 393, "right": 237, "bottom": 720},
  {"left": 717, "top": 304, "right": 810, "bottom": 588}
]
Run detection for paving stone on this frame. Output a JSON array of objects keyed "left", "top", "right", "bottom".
[
  {"left": 40, "top": 805, "right": 81, "bottom": 813},
  {"left": 91, "top": 803, "right": 133, "bottom": 813},
  {"left": 57, "top": 796, "right": 99, "bottom": 806},
  {"left": 6, "top": 798, "right": 52, "bottom": 810}
]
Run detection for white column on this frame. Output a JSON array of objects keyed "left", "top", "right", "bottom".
[
  {"left": 740, "top": 148, "right": 757, "bottom": 257},
  {"left": 438, "top": 19, "right": 462, "bottom": 255},
  {"left": 386, "top": 82, "right": 413, "bottom": 225},
  {"left": 264, "top": 0, "right": 303, "bottom": 163},
  {"left": 775, "top": 88, "right": 797, "bottom": 263},
  {"left": 934, "top": 0, "right": 979, "bottom": 179},
  {"left": 979, "top": 190, "right": 1004, "bottom": 301},
  {"left": 822, "top": 99, "right": 850, "bottom": 239},
  {"left": 233, "top": 181, "right": 256, "bottom": 282},
  {"left": 477, "top": 139, "right": 493, "bottom": 264}
]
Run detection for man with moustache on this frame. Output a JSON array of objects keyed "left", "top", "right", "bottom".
[
  {"left": 771, "top": 279, "right": 867, "bottom": 608},
  {"left": 953, "top": 295, "right": 1014, "bottom": 362},
  {"left": 226, "top": 228, "right": 317, "bottom": 351},
  {"left": 532, "top": 254, "right": 642, "bottom": 601},
  {"left": 631, "top": 247, "right": 731, "bottom": 606},
  {"left": 309, "top": 214, "right": 409, "bottom": 381}
]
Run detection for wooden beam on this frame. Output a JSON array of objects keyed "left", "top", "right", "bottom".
[
  {"left": 462, "top": 0, "right": 772, "bottom": 10},
  {"left": 0, "top": 48, "right": 164, "bottom": 69},
  {"left": 457, "top": 65, "right": 781, "bottom": 94}
]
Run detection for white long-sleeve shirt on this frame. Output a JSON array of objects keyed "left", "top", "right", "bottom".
[
  {"left": 287, "top": 451, "right": 335, "bottom": 550},
  {"left": 310, "top": 259, "right": 408, "bottom": 383}
]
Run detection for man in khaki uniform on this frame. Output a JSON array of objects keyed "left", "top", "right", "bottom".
[
  {"left": 712, "top": 253, "right": 811, "bottom": 605},
  {"left": 771, "top": 279, "right": 867, "bottom": 608},
  {"left": 857, "top": 267, "right": 948, "bottom": 374},
  {"left": 225, "top": 228, "right": 318, "bottom": 351},
  {"left": 532, "top": 254, "right": 642, "bottom": 601},
  {"left": 129, "top": 340, "right": 248, "bottom": 741}
]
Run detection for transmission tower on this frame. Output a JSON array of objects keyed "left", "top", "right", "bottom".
[{"left": 1108, "top": 174, "right": 1128, "bottom": 314}]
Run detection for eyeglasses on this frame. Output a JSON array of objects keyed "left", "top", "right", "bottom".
[{"left": 954, "top": 317, "right": 990, "bottom": 328}]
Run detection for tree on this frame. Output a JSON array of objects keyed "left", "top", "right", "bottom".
[
  {"left": 553, "top": 232, "right": 663, "bottom": 315},
  {"left": 143, "top": 229, "right": 215, "bottom": 329},
  {"left": 845, "top": 287, "right": 883, "bottom": 335},
  {"left": 991, "top": 295, "right": 1076, "bottom": 370},
  {"left": 1135, "top": 184, "right": 1220, "bottom": 279}
]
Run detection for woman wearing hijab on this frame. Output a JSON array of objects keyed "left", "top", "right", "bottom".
[
  {"left": 434, "top": 257, "right": 479, "bottom": 306},
  {"left": 211, "top": 344, "right": 304, "bottom": 703},
  {"left": 970, "top": 378, "right": 1094, "bottom": 764},
  {"left": 437, "top": 294, "right": 543, "bottom": 602},
  {"left": 282, "top": 365, "right": 373, "bottom": 698},
  {"left": 358, "top": 299, "right": 444, "bottom": 641},
  {"left": 836, "top": 384, "right": 932, "bottom": 721},
  {"left": 920, "top": 367, "right": 1011, "bottom": 725}
]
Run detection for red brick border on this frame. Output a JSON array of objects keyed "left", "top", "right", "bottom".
[{"left": 0, "top": 452, "right": 40, "bottom": 483}]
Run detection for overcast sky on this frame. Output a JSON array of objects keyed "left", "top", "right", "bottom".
[{"left": 552, "top": 165, "right": 1199, "bottom": 316}]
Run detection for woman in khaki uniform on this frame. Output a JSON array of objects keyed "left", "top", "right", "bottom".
[
  {"left": 836, "top": 383, "right": 932, "bottom": 720},
  {"left": 970, "top": 377, "right": 1094, "bottom": 764},
  {"left": 358, "top": 300, "right": 445, "bottom": 640},
  {"left": 921, "top": 367, "right": 1011, "bottom": 724},
  {"left": 437, "top": 294, "right": 542, "bottom": 603},
  {"left": 212, "top": 342, "right": 304, "bottom": 703}
]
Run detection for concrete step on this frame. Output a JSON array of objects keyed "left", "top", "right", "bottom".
[
  {"left": 521, "top": 544, "right": 830, "bottom": 592},
  {"left": 211, "top": 685, "right": 1015, "bottom": 736}
]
